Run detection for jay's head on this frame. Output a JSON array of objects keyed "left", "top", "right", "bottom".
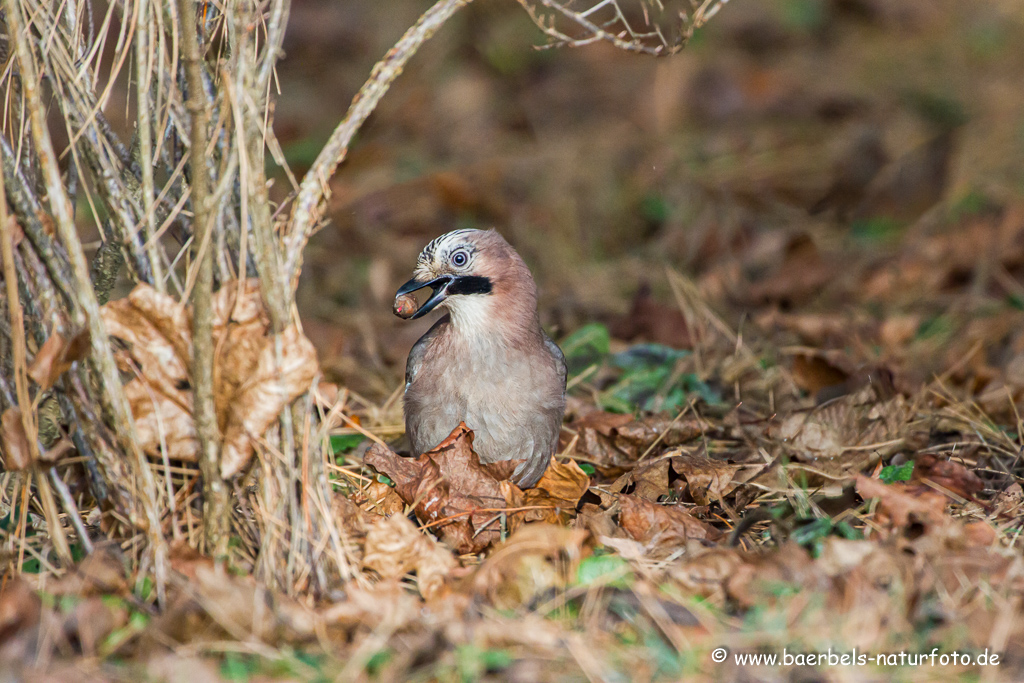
[{"left": 396, "top": 229, "right": 538, "bottom": 326}]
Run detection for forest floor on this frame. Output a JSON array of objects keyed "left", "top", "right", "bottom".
[{"left": 5, "top": 0, "right": 1024, "bottom": 681}]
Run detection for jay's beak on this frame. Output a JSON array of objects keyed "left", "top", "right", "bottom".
[
  {"left": 396, "top": 274, "right": 494, "bottom": 319},
  {"left": 396, "top": 275, "right": 454, "bottom": 319}
]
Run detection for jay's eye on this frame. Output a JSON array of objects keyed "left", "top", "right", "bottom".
[{"left": 450, "top": 250, "right": 469, "bottom": 268}]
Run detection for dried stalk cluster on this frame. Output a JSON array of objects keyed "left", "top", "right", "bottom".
[
  {"left": 0, "top": 0, "right": 716, "bottom": 601},
  {"left": 0, "top": 0, "right": 350, "bottom": 600}
]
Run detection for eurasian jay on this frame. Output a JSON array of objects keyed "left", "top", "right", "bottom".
[{"left": 395, "top": 228, "right": 567, "bottom": 488}]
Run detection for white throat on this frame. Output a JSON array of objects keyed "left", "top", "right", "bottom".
[{"left": 445, "top": 295, "right": 495, "bottom": 333}]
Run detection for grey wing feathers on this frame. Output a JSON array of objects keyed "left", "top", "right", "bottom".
[
  {"left": 510, "top": 334, "right": 567, "bottom": 488},
  {"left": 405, "top": 316, "right": 449, "bottom": 390},
  {"left": 405, "top": 335, "right": 428, "bottom": 390},
  {"left": 544, "top": 334, "right": 568, "bottom": 389}
]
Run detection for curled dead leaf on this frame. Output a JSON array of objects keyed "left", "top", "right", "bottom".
[
  {"left": 618, "top": 493, "right": 721, "bottom": 556},
  {"left": 363, "top": 424, "right": 589, "bottom": 554},
  {"left": 26, "top": 328, "right": 91, "bottom": 391},
  {"left": 574, "top": 412, "right": 705, "bottom": 468},
  {"left": 219, "top": 324, "right": 318, "bottom": 478},
  {"left": 912, "top": 454, "right": 984, "bottom": 500},
  {"left": 363, "top": 514, "right": 456, "bottom": 599},
  {"left": 856, "top": 475, "right": 947, "bottom": 532},
  {"left": 0, "top": 408, "right": 33, "bottom": 470},
  {"left": 610, "top": 458, "right": 671, "bottom": 502},
  {"left": 471, "top": 524, "right": 587, "bottom": 609},
  {"left": 364, "top": 423, "right": 521, "bottom": 554},
  {"left": 519, "top": 459, "right": 590, "bottom": 524},
  {"left": 356, "top": 480, "right": 407, "bottom": 518},
  {"left": 49, "top": 544, "right": 129, "bottom": 598},
  {"left": 778, "top": 413, "right": 844, "bottom": 459},
  {"left": 102, "top": 286, "right": 196, "bottom": 461},
  {"left": 99, "top": 281, "right": 319, "bottom": 477},
  {"left": 669, "top": 449, "right": 742, "bottom": 505}
]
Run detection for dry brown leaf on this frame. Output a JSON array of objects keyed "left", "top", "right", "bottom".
[
  {"left": 724, "top": 542, "right": 819, "bottom": 609},
  {"left": 364, "top": 423, "right": 523, "bottom": 554},
  {"left": 49, "top": 544, "right": 129, "bottom": 597},
  {"left": 855, "top": 475, "right": 948, "bottom": 531},
  {"left": 575, "top": 502, "right": 619, "bottom": 539},
  {"left": 318, "top": 581, "right": 422, "bottom": 634},
  {"left": 149, "top": 563, "right": 318, "bottom": 647},
  {"left": 357, "top": 480, "right": 406, "bottom": 518},
  {"left": 62, "top": 597, "right": 127, "bottom": 656},
  {"left": 610, "top": 458, "right": 671, "bottom": 502},
  {"left": 471, "top": 524, "right": 587, "bottom": 609},
  {"left": 0, "top": 578, "right": 40, "bottom": 647},
  {"left": 0, "top": 407, "right": 33, "bottom": 470},
  {"left": 328, "top": 493, "right": 377, "bottom": 561},
  {"left": 778, "top": 413, "right": 845, "bottom": 459},
  {"left": 26, "top": 328, "right": 90, "bottom": 391},
  {"left": 220, "top": 324, "right": 318, "bottom": 477},
  {"left": 607, "top": 283, "right": 693, "bottom": 347},
  {"left": 618, "top": 494, "right": 721, "bottom": 556},
  {"left": 574, "top": 412, "right": 704, "bottom": 468},
  {"left": 748, "top": 234, "right": 836, "bottom": 305},
  {"left": 519, "top": 458, "right": 590, "bottom": 524},
  {"left": 669, "top": 449, "right": 742, "bottom": 505},
  {"left": 122, "top": 378, "right": 198, "bottom": 462},
  {"left": 791, "top": 352, "right": 849, "bottom": 397},
  {"left": 99, "top": 281, "right": 319, "bottom": 477},
  {"left": 912, "top": 454, "right": 985, "bottom": 500},
  {"left": 145, "top": 655, "right": 224, "bottom": 683},
  {"left": 666, "top": 548, "right": 746, "bottom": 604},
  {"left": 102, "top": 286, "right": 196, "bottom": 461},
  {"left": 363, "top": 514, "right": 456, "bottom": 599}
]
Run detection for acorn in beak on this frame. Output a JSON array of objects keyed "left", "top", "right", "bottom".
[
  {"left": 394, "top": 274, "right": 493, "bottom": 320},
  {"left": 394, "top": 276, "right": 453, "bottom": 320}
]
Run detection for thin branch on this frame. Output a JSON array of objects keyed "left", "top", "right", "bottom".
[
  {"left": 134, "top": 0, "right": 166, "bottom": 292},
  {"left": 284, "top": 0, "right": 474, "bottom": 291},
  {"left": 178, "top": 0, "right": 228, "bottom": 558}
]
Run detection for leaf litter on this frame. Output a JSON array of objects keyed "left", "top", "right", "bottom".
[{"left": 8, "top": 3, "right": 1024, "bottom": 683}]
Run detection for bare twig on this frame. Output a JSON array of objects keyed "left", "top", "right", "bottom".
[
  {"left": 284, "top": 0, "right": 474, "bottom": 291},
  {"left": 518, "top": 0, "right": 729, "bottom": 55},
  {"left": 178, "top": 0, "right": 228, "bottom": 558}
]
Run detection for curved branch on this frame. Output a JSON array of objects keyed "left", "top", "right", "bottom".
[{"left": 284, "top": 0, "right": 473, "bottom": 291}]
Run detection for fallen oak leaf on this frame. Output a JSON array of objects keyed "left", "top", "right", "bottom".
[
  {"left": 574, "top": 412, "right": 706, "bottom": 468},
  {"left": 609, "top": 458, "right": 671, "bottom": 502},
  {"left": 0, "top": 578, "right": 42, "bottom": 650},
  {"left": 99, "top": 281, "right": 319, "bottom": 477},
  {"left": 519, "top": 458, "right": 590, "bottom": 524},
  {"left": 364, "top": 423, "right": 524, "bottom": 554},
  {"left": 356, "top": 480, "right": 406, "bottom": 518},
  {"left": 121, "top": 378, "right": 198, "bottom": 462},
  {"left": 101, "top": 286, "right": 197, "bottom": 461},
  {"left": 470, "top": 524, "right": 588, "bottom": 609}
]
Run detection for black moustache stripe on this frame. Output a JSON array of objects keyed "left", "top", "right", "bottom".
[{"left": 448, "top": 275, "right": 493, "bottom": 296}]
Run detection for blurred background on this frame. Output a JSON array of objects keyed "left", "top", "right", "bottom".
[{"left": 280, "top": 0, "right": 1024, "bottom": 407}]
